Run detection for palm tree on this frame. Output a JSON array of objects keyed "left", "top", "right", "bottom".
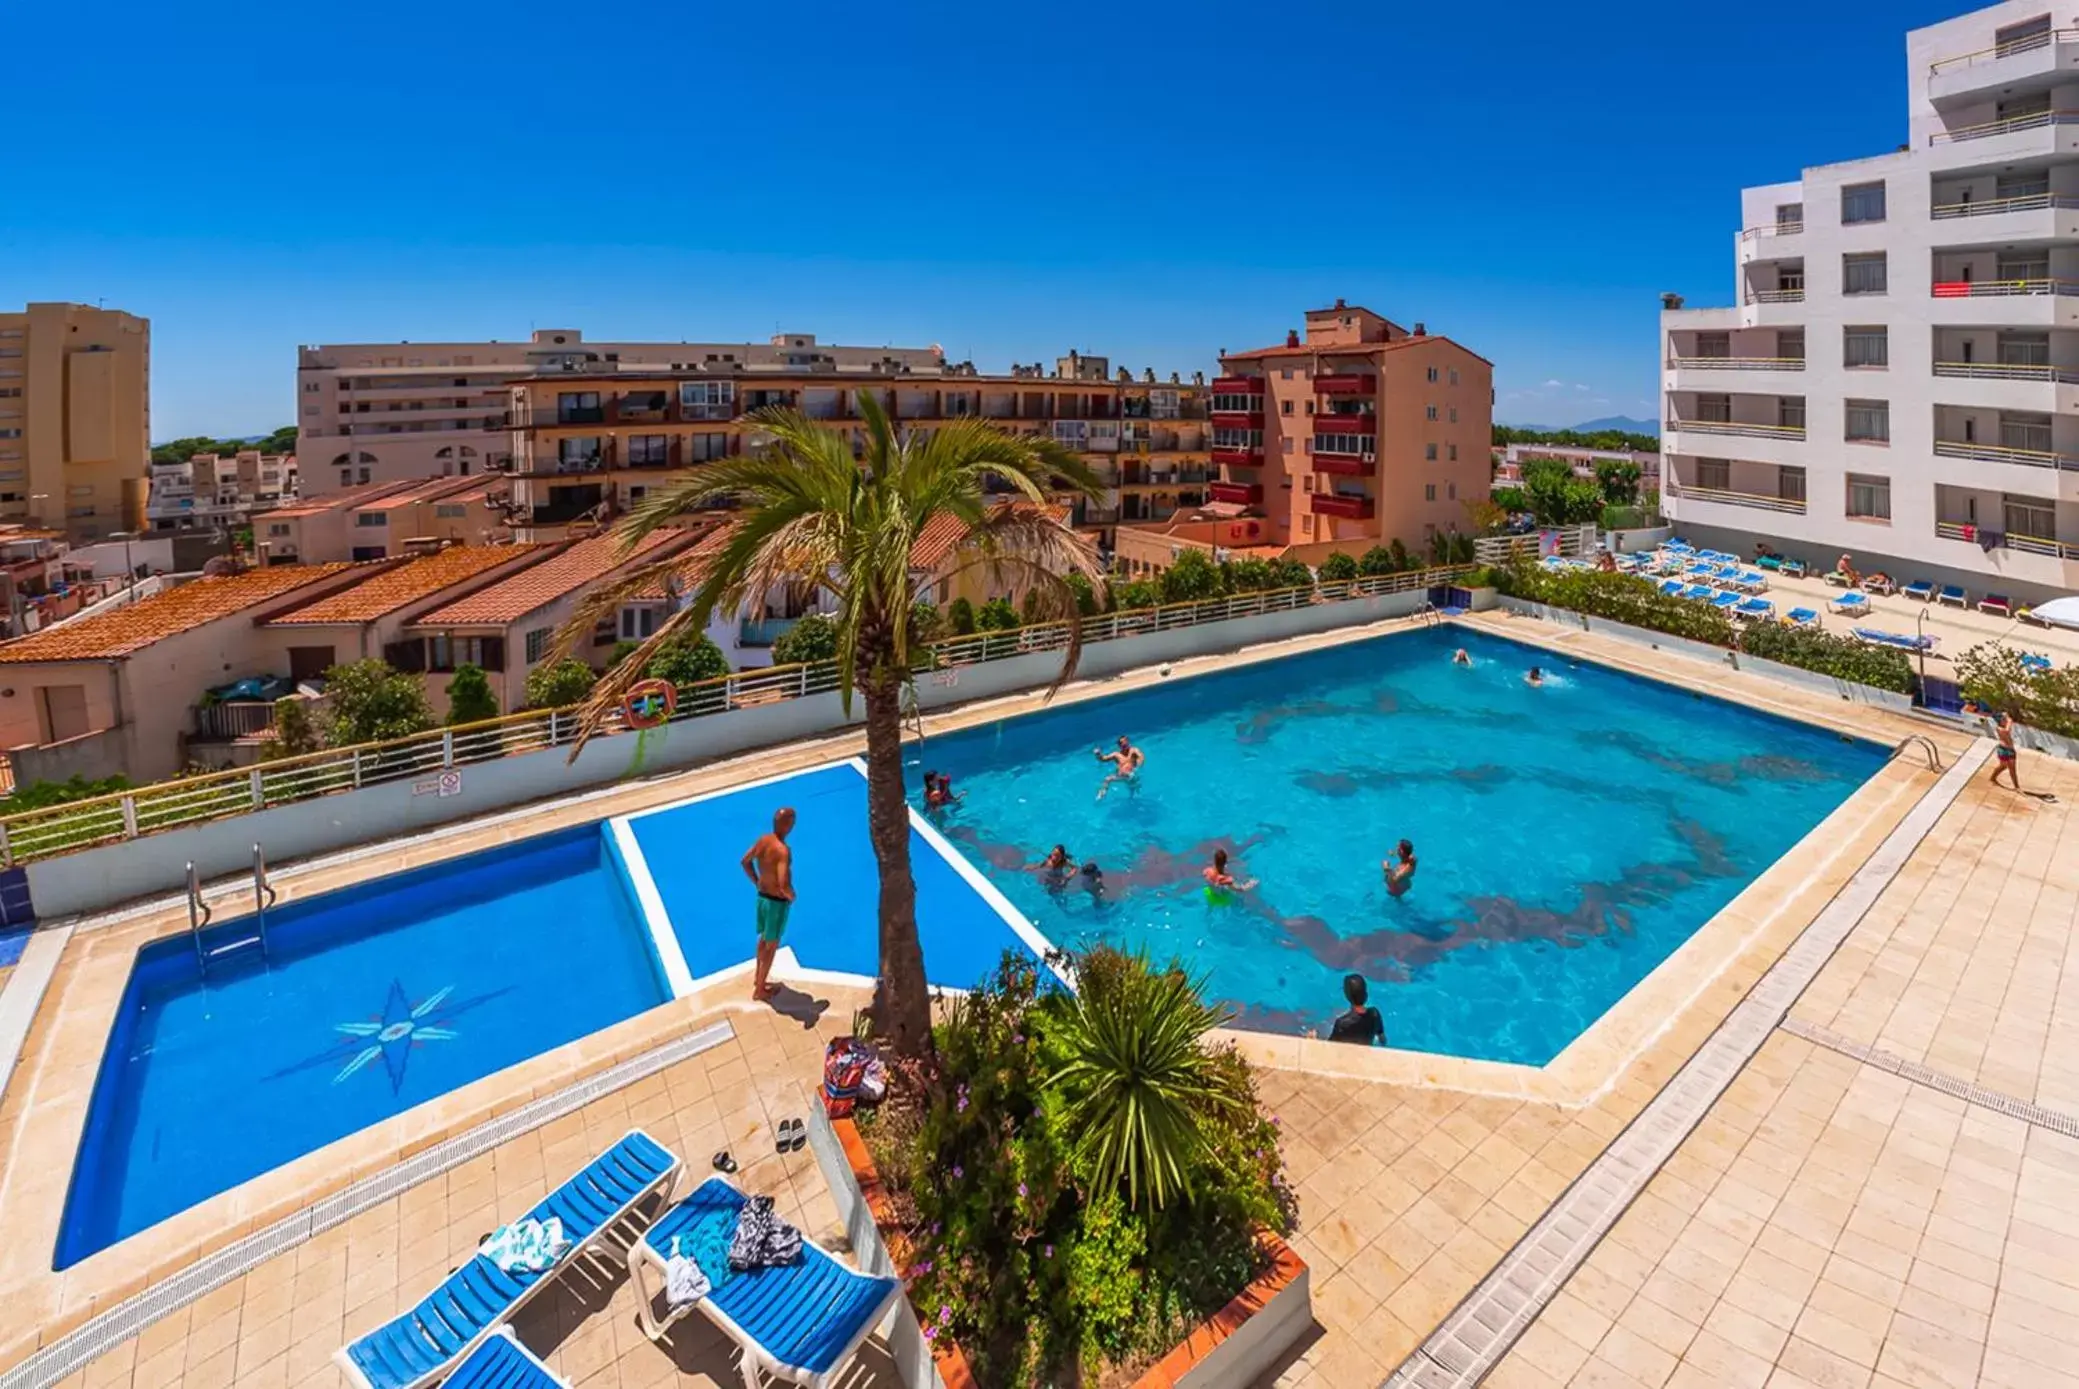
[{"left": 558, "top": 394, "right": 1104, "bottom": 1056}]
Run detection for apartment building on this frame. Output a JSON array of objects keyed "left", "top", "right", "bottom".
[
  {"left": 0, "top": 303, "right": 150, "bottom": 543},
  {"left": 500, "top": 354, "right": 1210, "bottom": 544},
  {"left": 296, "top": 328, "right": 945, "bottom": 494},
  {"left": 1495, "top": 443, "right": 1661, "bottom": 491},
  {"left": 1663, "top": 0, "right": 2079, "bottom": 602},
  {"left": 1208, "top": 301, "right": 1494, "bottom": 552},
  {"left": 145, "top": 451, "right": 299, "bottom": 533},
  {"left": 255, "top": 475, "right": 508, "bottom": 564}
]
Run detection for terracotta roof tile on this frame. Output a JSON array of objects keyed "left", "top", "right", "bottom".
[
  {"left": 625, "top": 523, "right": 736, "bottom": 600},
  {"left": 0, "top": 563, "right": 361, "bottom": 663},
  {"left": 1220, "top": 335, "right": 1493, "bottom": 367},
  {"left": 411, "top": 528, "right": 690, "bottom": 628},
  {"left": 265, "top": 545, "right": 549, "bottom": 626},
  {"left": 909, "top": 502, "right": 1071, "bottom": 572}
]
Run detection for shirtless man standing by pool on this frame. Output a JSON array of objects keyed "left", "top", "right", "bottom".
[
  {"left": 1095, "top": 735, "right": 1145, "bottom": 800},
  {"left": 740, "top": 807, "right": 796, "bottom": 1002}
]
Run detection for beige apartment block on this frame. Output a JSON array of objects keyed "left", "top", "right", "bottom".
[
  {"left": 296, "top": 328, "right": 946, "bottom": 495},
  {"left": 255, "top": 474, "right": 509, "bottom": 564},
  {"left": 0, "top": 302, "right": 150, "bottom": 543}
]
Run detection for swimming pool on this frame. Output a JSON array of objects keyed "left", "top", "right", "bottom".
[
  {"left": 55, "top": 825, "right": 670, "bottom": 1269},
  {"left": 914, "top": 626, "right": 1884, "bottom": 1065}
]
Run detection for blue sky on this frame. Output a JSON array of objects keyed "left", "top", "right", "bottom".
[{"left": 5, "top": 0, "right": 1967, "bottom": 438}]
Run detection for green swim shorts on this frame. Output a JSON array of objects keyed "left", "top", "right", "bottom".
[{"left": 755, "top": 893, "right": 792, "bottom": 944}]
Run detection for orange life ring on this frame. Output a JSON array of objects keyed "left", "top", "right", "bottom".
[{"left": 622, "top": 678, "right": 677, "bottom": 729}]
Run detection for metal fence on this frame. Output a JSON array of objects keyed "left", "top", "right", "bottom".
[{"left": 0, "top": 566, "right": 1471, "bottom": 867}]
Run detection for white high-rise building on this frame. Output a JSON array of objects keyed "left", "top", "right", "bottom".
[{"left": 1662, "top": 0, "right": 2079, "bottom": 604}]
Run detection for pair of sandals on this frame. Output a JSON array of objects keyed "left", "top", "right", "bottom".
[{"left": 710, "top": 1117, "right": 805, "bottom": 1174}]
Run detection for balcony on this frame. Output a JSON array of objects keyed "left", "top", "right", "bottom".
[
  {"left": 1210, "top": 376, "right": 1263, "bottom": 395},
  {"left": 1739, "top": 221, "right": 1804, "bottom": 240},
  {"left": 1933, "top": 439, "right": 2079, "bottom": 471},
  {"left": 1313, "top": 455, "right": 1370, "bottom": 476},
  {"left": 1210, "top": 445, "right": 1263, "bottom": 465},
  {"left": 1936, "top": 520, "right": 2079, "bottom": 558},
  {"left": 1928, "top": 110, "right": 2079, "bottom": 145},
  {"left": 1666, "top": 356, "right": 1804, "bottom": 372},
  {"left": 1209, "top": 407, "right": 1264, "bottom": 426},
  {"left": 1313, "top": 373, "right": 1375, "bottom": 396},
  {"left": 1209, "top": 481, "right": 1262, "bottom": 505},
  {"left": 1932, "top": 279, "right": 2079, "bottom": 298},
  {"left": 1933, "top": 361, "right": 2079, "bottom": 384},
  {"left": 1928, "top": 28, "right": 2079, "bottom": 103},
  {"left": 1312, "top": 434, "right": 1374, "bottom": 458},
  {"left": 1665, "top": 419, "right": 1806, "bottom": 442},
  {"left": 1672, "top": 483, "right": 1806, "bottom": 515},
  {"left": 1932, "top": 192, "right": 2079, "bottom": 220},
  {"left": 1314, "top": 410, "right": 1376, "bottom": 431},
  {"left": 1310, "top": 493, "right": 1374, "bottom": 520},
  {"left": 1747, "top": 289, "right": 1804, "bottom": 304},
  {"left": 556, "top": 406, "right": 605, "bottom": 425}
]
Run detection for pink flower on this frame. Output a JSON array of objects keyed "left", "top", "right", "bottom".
[{"left": 1017, "top": 1182, "right": 1028, "bottom": 1198}]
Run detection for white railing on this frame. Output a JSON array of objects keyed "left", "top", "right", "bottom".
[
  {"left": 1929, "top": 110, "right": 2079, "bottom": 144},
  {"left": 1739, "top": 222, "right": 1804, "bottom": 239},
  {"left": 1665, "top": 419, "right": 1807, "bottom": 440},
  {"left": 1936, "top": 520, "right": 2079, "bottom": 558},
  {"left": 1929, "top": 278, "right": 2079, "bottom": 298},
  {"left": 1672, "top": 484, "right": 1807, "bottom": 515},
  {"left": 1932, "top": 361, "right": 2079, "bottom": 384},
  {"left": 1748, "top": 289, "right": 1805, "bottom": 304},
  {"left": 1930, "top": 192, "right": 2079, "bottom": 219},
  {"left": 1666, "top": 357, "right": 1805, "bottom": 371},
  {"left": 0, "top": 566, "right": 1473, "bottom": 866},
  {"left": 1929, "top": 29, "right": 2075, "bottom": 76},
  {"left": 1932, "top": 439, "right": 2079, "bottom": 470}
]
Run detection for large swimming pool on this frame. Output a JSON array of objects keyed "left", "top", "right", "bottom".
[{"left": 915, "top": 626, "right": 1884, "bottom": 1065}]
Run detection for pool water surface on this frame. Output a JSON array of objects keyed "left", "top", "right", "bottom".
[{"left": 913, "top": 626, "right": 1883, "bottom": 1065}]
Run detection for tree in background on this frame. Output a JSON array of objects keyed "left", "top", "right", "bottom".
[
  {"left": 323, "top": 659, "right": 435, "bottom": 747},
  {"left": 444, "top": 664, "right": 499, "bottom": 726},
  {"left": 1594, "top": 458, "right": 1642, "bottom": 506},
  {"left": 1491, "top": 423, "right": 1658, "bottom": 454},
  {"left": 1158, "top": 547, "right": 1224, "bottom": 603},
  {"left": 948, "top": 596, "right": 977, "bottom": 635},
  {"left": 522, "top": 658, "right": 598, "bottom": 710},
  {"left": 909, "top": 599, "right": 945, "bottom": 646},
  {"left": 1522, "top": 456, "right": 1607, "bottom": 526},
  {"left": 266, "top": 697, "right": 323, "bottom": 759},
  {"left": 1318, "top": 551, "right": 1359, "bottom": 581},
  {"left": 645, "top": 632, "right": 731, "bottom": 687},
  {"left": 768, "top": 613, "right": 839, "bottom": 667},
  {"left": 1109, "top": 578, "right": 1160, "bottom": 611},
  {"left": 151, "top": 426, "right": 297, "bottom": 466},
  {"left": 1388, "top": 538, "right": 1413, "bottom": 571},
  {"left": 1358, "top": 545, "right": 1396, "bottom": 577},
  {"left": 1222, "top": 557, "right": 1277, "bottom": 592},
  {"left": 1490, "top": 485, "right": 1529, "bottom": 515},
  {"left": 1461, "top": 497, "right": 1509, "bottom": 535},
  {"left": 976, "top": 597, "right": 1020, "bottom": 630},
  {"left": 1065, "top": 571, "right": 1100, "bottom": 616}
]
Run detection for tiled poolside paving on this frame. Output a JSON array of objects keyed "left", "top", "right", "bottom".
[{"left": 5, "top": 611, "right": 2074, "bottom": 1389}]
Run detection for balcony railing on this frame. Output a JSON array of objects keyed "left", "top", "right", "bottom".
[
  {"left": 1310, "top": 493, "right": 1374, "bottom": 520},
  {"left": 1748, "top": 289, "right": 1805, "bottom": 304},
  {"left": 1209, "top": 409, "right": 1264, "bottom": 426},
  {"left": 1739, "top": 222, "right": 1804, "bottom": 239},
  {"left": 1210, "top": 446, "right": 1262, "bottom": 465},
  {"left": 1929, "top": 110, "right": 2079, "bottom": 145},
  {"left": 1313, "top": 374, "right": 1375, "bottom": 396},
  {"left": 1314, "top": 411, "right": 1376, "bottom": 431},
  {"left": 1933, "top": 361, "right": 2079, "bottom": 384},
  {"left": 1936, "top": 520, "right": 2079, "bottom": 558},
  {"left": 1209, "top": 481, "right": 1262, "bottom": 505},
  {"left": 1673, "top": 484, "right": 1807, "bottom": 515},
  {"left": 1313, "top": 456, "right": 1370, "bottom": 476},
  {"left": 1665, "top": 419, "right": 1807, "bottom": 441},
  {"left": 1666, "top": 356, "right": 1805, "bottom": 371},
  {"left": 1933, "top": 439, "right": 2079, "bottom": 470},
  {"left": 193, "top": 701, "right": 279, "bottom": 741},
  {"left": 556, "top": 406, "right": 606, "bottom": 425},
  {"left": 1210, "top": 376, "right": 1264, "bottom": 394},
  {"left": 1931, "top": 192, "right": 2079, "bottom": 220},
  {"left": 1931, "top": 279, "right": 2079, "bottom": 298},
  {"left": 1929, "top": 27, "right": 2073, "bottom": 75}
]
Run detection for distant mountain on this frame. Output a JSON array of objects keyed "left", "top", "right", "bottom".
[{"left": 1571, "top": 415, "right": 1659, "bottom": 437}]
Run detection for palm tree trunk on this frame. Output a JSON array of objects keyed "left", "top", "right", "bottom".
[{"left": 862, "top": 671, "right": 933, "bottom": 1056}]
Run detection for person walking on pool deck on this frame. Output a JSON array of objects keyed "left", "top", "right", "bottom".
[
  {"left": 1328, "top": 973, "right": 1385, "bottom": 1046},
  {"left": 740, "top": 806, "right": 796, "bottom": 1002},
  {"left": 1989, "top": 708, "right": 2021, "bottom": 792}
]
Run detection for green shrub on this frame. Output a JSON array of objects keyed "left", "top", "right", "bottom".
[
  {"left": 976, "top": 597, "right": 1019, "bottom": 631},
  {"left": 645, "top": 632, "right": 732, "bottom": 687},
  {"left": 1388, "top": 538, "right": 1413, "bottom": 571},
  {"left": 0, "top": 773, "right": 131, "bottom": 814},
  {"left": 1740, "top": 620, "right": 1915, "bottom": 694},
  {"left": 1270, "top": 558, "right": 1313, "bottom": 589},
  {"left": 324, "top": 658, "right": 435, "bottom": 746},
  {"left": 1318, "top": 551, "right": 1358, "bottom": 582},
  {"left": 521, "top": 658, "right": 598, "bottom": 710},
  {"left": 1065, "top": 572, "right": 1100, "bottom": 616},
  {"left": 444, "top": 664, "right": 499, "bottom": 726},
  {"left": 948, "top": 596, "right": 977, "bottom": 635},
  {"left": 1491, "top": 485, "right": 1529, "bottom": 514},
  {"left": 769, "top": 613, "right": 838, "bottom": 666},
  {"left": 1158, "top": 548, "right": 1225, "bottom": 603},
  {"left": 1221, "top": 557, "right": 1276, "bottom": 592},
  {"left": 606, "top": 638, "right": 643, "bottom": 668},
  {"left": 1957, "top": 643, "right": 2079, "bottom": 737},
  {"left": 909, "top": 599, "right": 945, "bottom": 645},
  {"left": 1109, "top": 578, "right": 1160, "bottom": 612},
  {"left": 1494, "top": 563, "right": 1737, "bottom": 645},
  {"left": 1357, "top": 545, "right": 1396, "bottom": 577}
]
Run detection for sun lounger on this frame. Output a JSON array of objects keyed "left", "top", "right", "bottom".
[
  {"left": 1936, "top": 584, "right": 1967, "bottom": 607},
  {"left": 444, "top": 1330, "right": 570, "bottom": 1389},
  {"left": 1734, "top": 598, "right": 1775, "bottom": 621},
  {"left": 1822, "top": 570, "right": 1853, "bottom": 588},
  {"left": 1736, "top": 570, "right": 1768, "bottom": 592},
  {"left": 1658, "top": 579, "right": 1686, "bottom": 598},
  {"left": 1978, "top": 593, "right": 2013, "bottom": 617},
  {"left": 1829, "top": 592, "right": 1871, "bottom": 616},
  {"left": 2021, "top": 652, "right": 2053, "bottom": 673},
  {"left": 627, "top": 1175, "right": 902, "bottom": 1389},
  {"left": 338, "top": 1131, "right": 682, "bottom": 1389},
  {"left": 1865, "top": 575, "right": 1896, "bottom": 596},
  {"left": 2017, "top": 605, "right": 2049, "bottom": 627},
  {"left": 1853, "top": 627, "right": 1936, "bottom": 652},
  {"left": 1710, "top": 591, "right": 1742, "bottom": 610},
  {"left": 1785, "top": 607, "right": 1820, "bottom": 628},
  {"left": 1902, "top": 579, "right": 1933, "bottom": 601},
  {"left": 1780, "top": 558, "right": 1808, "bottom": 578},
  {"left": 1681, "top": 585, "right": 1715, "bottom": 601}
]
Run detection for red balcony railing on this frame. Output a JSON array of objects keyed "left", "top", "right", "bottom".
[
  {"left": 1314, "top": 411, "right": 1374, "bottom": 432},
  {"left": 1209, "top": 481, "right": 1263, "bottom": 505},
  {"left": 1313, "top": 374, "right": 1376, "bottom": 396},
  {"left": 1311, "top": 493, "right": 1375, "bottom": 519},
  {"left": 1210, "top": 376, "right": 1264, "bottom": 394},
  {"left": 1210, "top": 446, "right": 1263, "bottom": 465},
  {"left": 1313, "top": 455, "right": 1370, "bottom": 476},
  {"left": 1210, "top": 408, "right": 1265, "bottom": 426}
]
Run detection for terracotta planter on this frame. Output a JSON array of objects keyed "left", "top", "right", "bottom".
[{"left": 808, "top": 1100, "right": 1312, "bottom": 1389}]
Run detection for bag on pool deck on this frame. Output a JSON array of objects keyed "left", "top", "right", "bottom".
[{"left": 822, "top": 1036, "right": 882, "bottom": 1118}]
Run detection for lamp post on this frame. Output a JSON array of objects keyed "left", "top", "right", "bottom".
[{"left": 106, "top": 531, "right": 139, "bottom": 605}]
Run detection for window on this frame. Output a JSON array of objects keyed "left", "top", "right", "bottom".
[
  {"left": 1212, "top": 427, "right": 1262, "bottom": 452},
  {"left": 0, "top": 429, "right": 18, "bottom": 440},
  {"left": 1301, "top": 513, "right": 1313, "bottom": 535},
  {"left": 626, "top": 434, "right": 669, "bottom": 466},
  {"left": 1841, "top": 182, "right": 1886, "bottom": 224},
  {"left": 1280, "top": 399, "right": 1292, "bottom": 415},
  {"left": 1999, "top": 332, "right": 2050, "bottom": 367},
  {"left": 1845, "top": 399, "right": 1890, "bottom": 442},
  {"left": 1776, "top": 202, "right": 1804, "bottom": 231},
  {"left": 1777, "top": 264, "right": 1805, "bottom": 293},
  {"left": 339, "top": 469, "right": 353, "bottom": 487},
  {"left": 524, "top": 627, "right": 553, "bottom": 664},
  {"left": 1777, "top": 466, "right": 1806, "bottom": 504},
  {"left": 556, "top": 391, "right": 601, "bottom": 423},
  {"left": 1424, "top": 483, "right": 1436, "bottom": 500},
  {"left": 1210, "top": 390, "right": 1261, "bottom": 413},
  {"left": 1448, "top": 483, "right": 1457, "bottom": 500},
  {"left": 2001, "top": 412, "right": 2053, "bottom": 453},
  {"left": 1425, "top": 443, "right": 1438, "bottom": 461},
  {"left": 1425, "top": 404, "right": 1438, "bottom": 421},
  {"left": 267, "top": 523, "right": 290, "bottom": 537},
  {"left": 435, "top": 504, "right": 467, "bottom": 518},
  {"left": 1304, "top": 400, "right": 1315, "bottom": 415},
  {"left": 687, "top": 433, "right": 731, "bottom": 463},
  {"left": 0, "top": 387, "right": 19, "bottom": 398},
  {"left": 2005, "top": 493, "right": 2056, "bottom": 538},
  {"left": 1997, "top": 251, "right": 2050, "bottom": 281},
  {"left": 358, "top": 467, "right": 371, "bottom": 484},
  {"left": 1996, "top": 171, "right": 2050, "bottom": 200},
  {"left": 1844, "top": 327, "right": 1888, "bottom": 368},
  {"left": 1695, "top": 331, "right": 1732, "bottom": 360},
  {"left": 1842, "top": 253, "right": 1887, "bottom": 295},
  {"left": 1449, "top": 407, "right": 1458, "bottom": 423},
  {"left": 1777, "top": 330, "right": 1805, "bottom": 362},
  {"left": 1282, "top": 438, "right": 1294, "bottom": 454},
  {"left": 1425, "top": 366, "right": 1439, "bottom": 383},
  {"left": 620, "top": 606, "right": 661, "bottom": 640},
  {"left": 1696, "top": 458, "right": 1731, "bottom": 490},
  {"left": 1449, "top": 369, "right": 1460, "bottom": 386},
  {"left": 1695, "top": 393, "right": 1733, "bottom": 423},
  {"left": 355, "top": 511, "right": 386, "bottom": 527},
  {"left": 558, "top": 437, "right": 602, "bottom": 470},
  {"left": 1846, "top": 474, "right": 1891, "bottom": 520},
  {"left": 1312, "top": 432, "right": 1375, "bottom": 456},
  {"left": 1995, "top": 14, "right": 2053, "bottom": 56},
  {"left": 1302, "top": 474, "right": 1314, "bottom": 492},
  {"left": 1449, "top": 444, "right": 1459, "bottom": 461},
  {"left": 1778, "top": 397, "right": 1806, "bottom": 430}
]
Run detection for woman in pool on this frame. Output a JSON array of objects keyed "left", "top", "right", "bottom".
[
  {"left": 1039, "top": 844, "right": 1076, "bottom": 890},
  {"left": 1384, "top": 838, "right": 1417, "bottom": 898},
  {"left": 1452, "top": 648, "right": 1472, "bottom": 666},
  {"left": 1525, "top": 666, "right": 1544, "bottom": 687},
  {"left": 1202, "top": 848, "right": 1255, "bottom": 902}
]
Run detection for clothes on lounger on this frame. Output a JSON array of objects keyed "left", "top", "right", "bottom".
[
  {"left": 728, "top": 1193, "right": 805, "bottom": 1270},
  {"left": 479, "top": 1217, "right": 570, "bottom": 1274},
  {"left": 663, "top": 1251, "right": 712, "bottom": 1309}
]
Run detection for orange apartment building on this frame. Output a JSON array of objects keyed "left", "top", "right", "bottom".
[
  {"left": 1208, "top": 301, "right": 1493, "bottom": 553},
  {"left": 499, "top": 353, "right": 1211, "bottom": 545}
]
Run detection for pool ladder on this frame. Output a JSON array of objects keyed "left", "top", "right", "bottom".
[
  {"left": 1889, "top": 734, "right": 1943, "bottom": 772},
  {"left": 186, "top": 845, "right": 275, "bottom": 974}
]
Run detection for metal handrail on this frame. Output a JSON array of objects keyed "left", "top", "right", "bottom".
[
  {"left": 1665, "top": 357, "right": 1805, "bottom": 370},
  {"left": 1932, "top": 439, "right": 2079, "bottom": 470},
  {"left": 1889, "top": 735, "right": 1942, "bottom": 771},
  {"left": 253, "top": 842, "right": 277, "bottom": 958},
  {"left": 1931, "top": 361, "right": 2079, "bottom": 384},
  {"left": 1928, "top": 110, "right": 2079, "bottom": 145},
  {"left": 1672, "top": 484, "right": 1808, "bottom": 515},
  {"left": 1748, "top": 289, "right": 1805, "bottom": 304},
  {"left": 1928, "top": 28, "right": 2074, "bottom": 75},
  {"left": 1930, "top": 192, "right": 2079, "bottom": 219},
  {"left": 1935, "top": 521, "right": 2079, "bottom": 556},
  {"left": 1665, "top": 419, "right": 1807, "bottom": 439},
  {"left": 0, "top": 565, "right": 1474, "bottom": 866},
  {"left": 1738, "top": 222, "right": 1804, "bottom": 239},
  {"left": 1929, "top": 278, "right": 2079, "bottom": 297},
  {"left": 186, "top": 861, "right": 212, "bottom": 971}
]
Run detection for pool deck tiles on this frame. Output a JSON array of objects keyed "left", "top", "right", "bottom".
[{"left": 0, "top": 605, "right": 2049, "bottom": 1388}]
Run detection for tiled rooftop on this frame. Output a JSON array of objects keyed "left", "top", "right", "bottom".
[
  {"left": 0, "top": 564, "right": 359, "bottom": 663},
  {"left": 908, "top": 501, "right": 1070, "bottom": 572},
  {"left": 1222, "top": 335, "right": 1494, "bottom": 366},
  {"left": 264, "top": 546, "right": 548, "bottom": 627},
  {"left": 411, "top": 529, "right": 689, "bottom": 628}
]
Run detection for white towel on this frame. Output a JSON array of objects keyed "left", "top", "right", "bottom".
[{"left": 664, "top": 1251, "right": 711, "bottom": 1309}]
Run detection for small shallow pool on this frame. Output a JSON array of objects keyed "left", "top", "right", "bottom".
[{"left": 913, "top": 626, "right": 1884, "bottom": 1065}]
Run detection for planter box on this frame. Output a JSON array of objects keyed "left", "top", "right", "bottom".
[{"left": 808, "top": 1100, "right": 1311, "bottom": 1389}]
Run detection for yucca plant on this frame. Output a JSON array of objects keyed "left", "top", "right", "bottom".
[{"left": 1048, "top": 948, "right": 1244, "bottom": 1209}]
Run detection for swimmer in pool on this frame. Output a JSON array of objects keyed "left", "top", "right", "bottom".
[
  {"left": 1201, "top": 848, "right": 1256, "bottom": 900},
  {"left": 1094, "top": 735, "right": 1145, "bottom": 800},
  {"left": 1452, "top": 648, "right": 1471, "bottom": 666},
  {"left": 1080, "top": 861, "right": 1107, "bottom": 903},
  {"left": 1039, "top": 844, "right": 1075, "bottom": 890},
  {"left": 1383, "top": 838, "right": 1417, "bottom": 898},
  {"left": 1525, "top": 665, "right": 1544, "bottom": 687}
]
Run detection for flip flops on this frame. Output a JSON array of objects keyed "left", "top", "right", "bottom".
[
  {"left": 711, "top": 1150, "right": 738, "bottom": 1174},
  {"left": 775, "top": 1118, "right": 806, "bottom": 1153}
]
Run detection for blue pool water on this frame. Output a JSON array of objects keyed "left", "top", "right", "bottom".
[
  {"left": 627, "top": 762, "right": 1043, "bottom": 990},
  {"left": 914, "top": 627, "right": 1884, "bottom": 1065},
  {"left": 55, "top": 826, "right": 669, "bottom": 1269}
]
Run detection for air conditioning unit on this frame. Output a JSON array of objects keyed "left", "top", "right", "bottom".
[{"left": 1361, "top": 451, "right": 1376, "bottom": 462}]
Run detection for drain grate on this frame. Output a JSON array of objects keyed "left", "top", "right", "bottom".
[
  {"left": 0, "top": 1018, "right": 734, "bottom": 1389},
  {"left": 1780, "top": 1016, "right": 2079, "bottom": 1140},
  {"left": 1382, "top": 742, "right": 1988, "bottom": 1389}
]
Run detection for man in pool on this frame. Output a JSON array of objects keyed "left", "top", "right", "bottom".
[
  {"left": 1452, "top": 648, "right": 1472, "bottom": 666},
  {"left": 1328, "top": 973, "right": 1385, "bottom": 1046},
  {"left": 1525, "top": 665, "right": 1544, "bottom": 687},
  {"left": 1094, "top": 735, "right": 1144, "bottom": 800},
  {"left": 1384, "top": 838, "right": 1417, "bottom": 897},
  {"left": 740, "top": 806, "right": 796, "bottom": 1002}
]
